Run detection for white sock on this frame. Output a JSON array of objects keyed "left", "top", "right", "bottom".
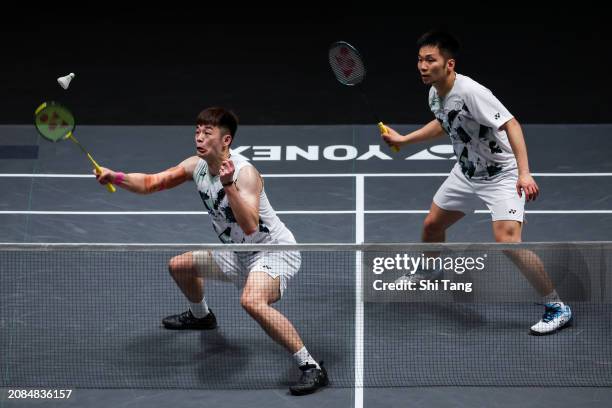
[
  {"left": 292, "top": 346, "right": 320, "bottom": 369},
  {"left": 189, "top": 298, "right": 210, "bottom": 318},
  {"left": 542, "top": 290, "right": 563, "bottom": 306}
]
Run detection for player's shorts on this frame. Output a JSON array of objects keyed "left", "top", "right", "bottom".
[
  {"left": 193, "top": 250, "right": 301, "bottom": 297},
  {"left": 433, "top": 164, "right": 525, "bottom": 222}
]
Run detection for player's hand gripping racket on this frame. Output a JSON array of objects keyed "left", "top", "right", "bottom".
[
  {"left": 34, "top": 101, "right": 116, "bottom": 193},
  {"left": 328, "top": 41, "right": 399, "bottom": 153}
]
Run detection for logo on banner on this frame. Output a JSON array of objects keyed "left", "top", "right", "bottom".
[{"left": 231, "top": 144, "right": 455, "bottom": 161}]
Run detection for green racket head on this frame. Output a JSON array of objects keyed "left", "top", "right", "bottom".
[{"left": 34, "top": 101, "right": 75, "bottom": 142}]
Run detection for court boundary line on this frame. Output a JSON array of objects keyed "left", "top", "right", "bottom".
[
  {"left": 1, "top": 172, "right": 612, "bottom": 178},
  {"left": 1, "top": 210, "right": 610, "bottom": 215}
]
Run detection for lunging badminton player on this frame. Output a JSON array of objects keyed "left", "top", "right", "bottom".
[
  {"left": 95, "top": 107, "right": 328, "bottom": 395},
  {"left": 382, "top": 31, "right": 572, "bottom": 334}
]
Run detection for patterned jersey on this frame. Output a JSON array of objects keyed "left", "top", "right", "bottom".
[
  {"left": 192, "top": 152, "right": 296, "bottom": 244},
  {"left": 429, "top": 73, "right": 517, "bottom": 180}
]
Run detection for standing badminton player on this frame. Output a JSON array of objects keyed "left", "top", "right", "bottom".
[{"left": 382, "top": 31, "right": 572, "bottom": 335}]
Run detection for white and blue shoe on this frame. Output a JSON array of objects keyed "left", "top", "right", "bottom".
[{"left": 530, "top": 302, "right": 572, "bottom": 335}]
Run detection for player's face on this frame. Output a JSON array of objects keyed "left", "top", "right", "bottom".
[
  {"left": 417, "top": 46, "right": 454, "bottom": 85},
  {"left": 195, "top": 125, "right": 230, "bottom": 159}
]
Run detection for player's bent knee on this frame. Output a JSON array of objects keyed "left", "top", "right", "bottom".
[
  {"left": 423, "top": 216, "right": 445, "bottom": 236},
  {"left": 240, "top": 293, "right": 265, "bottom": 315},
  {"left": 240, "top": 295, "right": 256, "bottom": 313},
  {"left": 168, "top": 253, "right": 194, "bottom": 276},
  {"left": 192, "top": 250, "right": 223, "bottom": 279},
  {"left": 168, "top": 256, "right": 181, "bottom": 274}
]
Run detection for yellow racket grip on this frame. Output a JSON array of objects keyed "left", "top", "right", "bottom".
[
  {"left": 87, "top": 153, "right": 116, "bottom": 193},
  {"left": 66, "top": 132, "right": 116, "bottom": 193},
  {"left": 377, "top": 122, "right": 400, "bottom": 153}
]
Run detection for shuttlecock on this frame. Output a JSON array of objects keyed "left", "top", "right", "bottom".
[{"left": 57, "top": 73, "right": 75, "bottom": 90}]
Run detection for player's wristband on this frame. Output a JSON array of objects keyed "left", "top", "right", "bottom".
[
  {"left": 222, "top": 180, "right": 234, "bottom": 188},
  {"left": 113, "top": 172, "right": 126, "bottom": 185}
]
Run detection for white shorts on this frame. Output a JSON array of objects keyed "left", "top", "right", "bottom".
[
  {"left": 194, "top": 250, "right": 301, "bottom": 297},
  {"left": 433, "top": 164, "right": 525, "bottom": 222}
]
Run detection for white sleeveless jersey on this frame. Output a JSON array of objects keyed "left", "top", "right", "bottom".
[{"left": 192, "top": 152, "right": 296, "bottom": 244}]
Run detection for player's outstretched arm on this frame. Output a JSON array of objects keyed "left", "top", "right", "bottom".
[
  {"left": 95, "top": 156, "right": 198, "bottom": 194},
  {"left": 382, "top": 119, "right": 445, "bottom": 149}
]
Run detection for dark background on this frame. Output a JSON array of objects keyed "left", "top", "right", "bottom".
[{"left": 2, "top": 15, "right": 610, "bottom": 125}]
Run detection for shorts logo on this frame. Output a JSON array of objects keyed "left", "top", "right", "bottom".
[{"left": 509, "top": 209, "right": 517, "bottom": 214}]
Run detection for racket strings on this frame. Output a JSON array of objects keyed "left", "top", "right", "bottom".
[{"left": 329, "top": 42, "right": 366, "bottom": 86}]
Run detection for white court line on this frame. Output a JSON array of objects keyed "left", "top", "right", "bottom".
[
  {"left": 0, "top": 210, "right": 354, "bottom": 215},
  {"left": 354, "top": 175, "right": 364, "bottom": 408},
  {"left": 1, "top": 210, "right": 610, "bottom": 215},
  {"left": 366, "top": 210, "right": 612, "bottom": 214},
  {"left": 1, "top": 172, "right": 612, "bottom": 178},
  {"left": 477, "top": 210, "right": 612, "bottom": 214},
  {"left": 0, "top": 174, "right": 94, "bottom": 178}
]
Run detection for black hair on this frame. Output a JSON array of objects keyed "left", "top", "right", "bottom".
[
  {"left": 417, "top": 30, "right": 460, "bottom": 60},
  {"left": 196, "top": 107, "right": 239, "bottom": 144}
]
